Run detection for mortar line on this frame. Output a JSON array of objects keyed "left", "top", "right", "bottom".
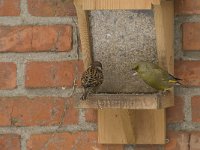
[
  {"left": 16, "top": 61, "right": 25, "bottom": 91},
  {"left": 176, "top": 15, "right": 200, "bottom": 22},
  {"left": 180, "top": 56, "right": 200, "bottom": 60},
  {"left": 78, "top": 109, "right": 86, "bottom": 125},
  {"left": 71, "top": 18, "right": 86, "bottom": 126},
  {"left": 0, "top": 17, "right": 76, "bottom": 26},
  {"left": 0, "top": 124, "right": 97, "bottom": 134},
  {"left": 0, "top": 50, "right": 82, "bottom": 62},
  {"left": 183, "top": 95, "right": 192, "bottom": 122},
  {"left": 20, "top": 0, "right": 30, "bottom": 18},
  {"left": 0, "top": 88, "right": 82, "bottom": 97},
  {"left": 175, "top": 87, "right": 200, "bottom": 96},
  {"left": 174, "top": 17, "right": 183, "bottom": 60},
  {"left": 168, "top": 122, "right": 200, "bottom": 131},
  {"left": 20, "top": 132, "right": 30, "bottom": 150}
]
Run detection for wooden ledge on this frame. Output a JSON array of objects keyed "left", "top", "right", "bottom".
[{"left": 75, "top": 91, "right": 174, "bottom": 109}]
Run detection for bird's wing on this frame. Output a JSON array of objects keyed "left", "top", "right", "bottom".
[
  {"left": 154, "top": 69, "right": 180, "bottom": 83},
  {"left": 168, "top": 74, "right": 182, "bottom": 81},
  {"left": 149, "top": 68, "right": 165, "bottom": 81},
  {"left": 81, "top": 67, "right": 103, "bottom": 88}
]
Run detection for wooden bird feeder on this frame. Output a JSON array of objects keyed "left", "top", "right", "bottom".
[{"left": 73, "top": 0, "right": 174, "bottom": 144}]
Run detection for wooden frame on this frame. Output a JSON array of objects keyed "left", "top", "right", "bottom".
[
  {"left": 74, "top": 0, "right": 174, "bottom": 144},
  {"left": 82, "top": 0, "right": 161, "bottom": 10}
]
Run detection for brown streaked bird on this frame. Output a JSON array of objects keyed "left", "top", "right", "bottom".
[{"left": 81, "top": 61, "right": 104, "bottom": 100}]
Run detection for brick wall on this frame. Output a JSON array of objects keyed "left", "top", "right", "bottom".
[
  {"left": 166, "top": 0, "right": 200, "bottom": 150},
  {"left": 0, "top": 0, "right": 199, "bottom": 150}
]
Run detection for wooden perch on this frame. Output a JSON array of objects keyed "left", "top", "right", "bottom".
[{"left": 75, "top": 91, "right": 173, "bottom": 109}]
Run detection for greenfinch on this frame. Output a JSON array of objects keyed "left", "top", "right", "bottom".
[
  {"left": 132, "top": 61, "right": 182, "bottom": 91},
  {"left": 81, "top": 61, "right": 104, "bottom": 100}
]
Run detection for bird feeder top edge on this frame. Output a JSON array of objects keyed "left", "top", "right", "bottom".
[{"left": 80, "top": 0, "right": 167, "bottom": 10}]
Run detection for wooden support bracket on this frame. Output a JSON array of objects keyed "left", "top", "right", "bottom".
[{"left": 73, "top": 0, "right": 174, "bottom": 144}]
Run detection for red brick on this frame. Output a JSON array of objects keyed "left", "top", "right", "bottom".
[
  {"left": 191, "top": 96, "right": 200, "bottom": 122},
  {"left": 167, "top": 96, "right": 184, "bottom": 123},
  {"left": 175, "top": 0, "right": 200, "bottom": 15},
  {"left": 85, "top": 109, "right": 97, "bottom": 123},
  {"left": 28, "top": 0, "right": 76, "bottom": 16},
  {"left": 0, "top": 134, "right": 20, "bottom": 150},
  {"left": 0, "top": 25, "right": 72, "bottom": 52},
  {"left": 175, "top": 61, "right": 200, "bottom": 86},
  {"left": 190, "top": 132, "right": 200, "bottom": 150},
  {"left": 27, "top": 132, "right": 123, "bottom": 150},
  {"left": 25, "top": 61, "right": 83, "bottom": 88},
  {"left": 0, "top": 97, "right": 78, "bottom": 126},
  {"left": 183, "top": 23, "right": 200, "bottom": 51},
  {"left": 165, "top": 131, "right": 189, "bottom": 150},
  {"left": 0, "top": 62, "right": 16, "bottom": 90},
  {"left": 0, "top": 0, "right": 20, "bottom": 16}
]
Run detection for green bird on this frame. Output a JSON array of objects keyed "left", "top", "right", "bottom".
[{"left": 132, "top": 61, "right": 182, "bottom": 91}]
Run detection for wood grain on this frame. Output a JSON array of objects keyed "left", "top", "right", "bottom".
[
  {"left": 74, "top": 0, "right": 92, "bottom": 70},
  {"left": 154, "top": 1, "right": 174, "bottom": 73},
  {"left": 153, "top": 0, "right": 174, "bottom": 106},
  {"left": 98, "top": 109, "right": 165, "bottom": 144},
  {"left": 98, "top": 109, "right": 135, "bottom": 143},
  {"left": 133, "top": 109, "right": 165, "bottom": 144},
  {"left": 76, "top": 92, "right": 174, "bottom": 109},
  {"left": 83, "top": 0, "right": 161, "bottom": 10}
]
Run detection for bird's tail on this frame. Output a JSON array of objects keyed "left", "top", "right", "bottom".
[
  {"left": 176, "top": 81, "right": 189, "bottom": 88},
  {"left": 169, "top": 79, "right": 182, "bottom": 85},
  {"left": 169, "top": 74, "right": 188, "bottom": 88},
  {"left": 175, "top": 81, "right": 183, "bottom": 86},
  {"left": 80, "top": 89, "right": 88, "bottom": 100},
  {"left": 170, "top": 79, "right": 183, "bottom": 86},
  {"left": 173, "top": 78, "right": 188, "bottom": 88},
  {"left": 175, "top": 79, "right": 183, "bottom": 86},
  {"left": 169, "top": 74, "right": 183, "bottom": 85}
]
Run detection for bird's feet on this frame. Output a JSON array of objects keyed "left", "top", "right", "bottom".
[
  {"left": 80, "top": 94, "right": 87, "bottom": 101},
  {"left": 158, "top": 90, "right": 170, "bottom": 95}
]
